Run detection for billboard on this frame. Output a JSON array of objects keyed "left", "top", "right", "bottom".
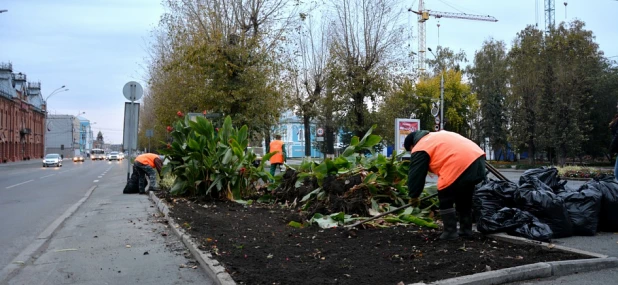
[{"left": 394, "top": 118, "right": 420, "bottom": 155}]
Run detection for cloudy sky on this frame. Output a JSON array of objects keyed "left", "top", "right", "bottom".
[{"left": 1, "top": 0, "right": 616, "bottom": 144}]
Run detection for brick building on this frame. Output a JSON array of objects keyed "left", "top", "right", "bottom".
[{"left": 0, "top": 63, "right": 46, "bottom": 163}]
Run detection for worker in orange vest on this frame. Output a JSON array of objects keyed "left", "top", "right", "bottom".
[
  {"left": 134, "top": 153, "right": 163, "bottom": 194},
  {"left": 268, "top": 135, "right": 287, "bottom": 177},
  {"left": 404, "top": 130, "right": 486, "bottom": 240}
]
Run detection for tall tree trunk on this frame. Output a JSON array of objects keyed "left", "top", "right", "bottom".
[
  {"left": 265, "top": 129, "right": 271, "bottom": 154},
  {"left": 325, "top": 125, "right": 335, "bottom": 158},
  {"left": 303, "top": 115, "right": 311, "bottom": 157}
]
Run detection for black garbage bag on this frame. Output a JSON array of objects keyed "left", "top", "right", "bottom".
[
  {"left": 558, "top": 185, "right": 602, "bottom": 236},
  {"left": 519, "top": 167, "right": 568, "bottom": 194},
  {"left": 512, "top": 220, "right": 553, "bottom": 242},
  {"left": 581, "top": 175, "right": 618, "bottom": 232},
  {"left": 123, "top": 171, "right": 140, "bottom": 194},
  {"left": 477, "top": 207, "right": 536, "bottom": 233},
  {"left": 515, "top": 176, "right": 573, "bottom": 238},
  {"left": 473, "top": 180, "right": 519, "bottom": 221}
]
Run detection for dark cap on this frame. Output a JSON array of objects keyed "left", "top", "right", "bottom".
[{"left": 403, "top": 132, "right": 416, "bottom": 151}]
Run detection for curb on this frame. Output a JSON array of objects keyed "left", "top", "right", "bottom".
[
  {"left": 149, "top": 192, "right": 236, "bottom": 285},
  {"left": 488, "top": 233, "right": 609, "bottom": 258},
  {"left": 405, "top": 234, "right": 618, "bottom": 285}
]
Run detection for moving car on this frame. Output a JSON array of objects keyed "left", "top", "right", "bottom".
[
  {"left": 43, "top": 153, "right": 63, "bottom": 167},
  {"left": 107, "top": 151, "right": 121, "bottom": 161},
  {"left": 73, "top": 155, "right": 85, "bottom": 162}
]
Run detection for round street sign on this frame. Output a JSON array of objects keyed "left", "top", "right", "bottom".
[
  {"left": 431, "top": 106, "right": 439, "bottom": 117},
  {"left": 434, "top": 124, "right": 440, "bottom": 131},
  {"left": 317, "top": 128, "right": 324, "bottom": 136},
  {"left": 123, "top": 81, "right": 144, "bottom": 101},
  {"left": 434, "top": 117, "right": 440, "bottom": 124}
]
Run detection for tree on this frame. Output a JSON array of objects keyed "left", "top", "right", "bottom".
[
  {"left": 537, "top": 20, "right": 604, "bottom": 165},
  {"left": 468, "top": 39, "right": 509, "bottom": 160},
  {"left": 507, "top": 26, "right": 545, "bottom": 163},
  {"left": 146, "top": 0, "right": 298, "bottom": 139},
  {"left": 328, "top": 0, "right": 410, "bottom": 137},
  {"left": 287, "top": 11, "right": 329, "bottom": 157}
]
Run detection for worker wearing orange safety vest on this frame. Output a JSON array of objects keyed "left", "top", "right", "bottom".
[
  {"left": 404, "top": 130, "right": 486, "bottom": 240},
  {"left": 268, "top": 135, "right": 287, "bottom": 177},
  {"left": 134, "top": 153, "right": 163, "bottom": 194}
]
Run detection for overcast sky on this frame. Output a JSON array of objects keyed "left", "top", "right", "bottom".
[{"left": 1, "top": 0, "right": 616, "bottom": 144}]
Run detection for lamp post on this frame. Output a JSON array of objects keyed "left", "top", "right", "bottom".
[
  {"left": 427, "top": 47, "right": 444, "bottom": 131},
  {"left": 0, "top": 10, "right": 8, "bottom": 13}
]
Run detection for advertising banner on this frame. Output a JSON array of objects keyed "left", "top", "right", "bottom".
[{"left": 394, "top": 119, "right": 420, "bottom": 155}]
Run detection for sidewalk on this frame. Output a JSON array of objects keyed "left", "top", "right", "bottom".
[{"left": 2, "top": 170, "right": 214, "bottom": 285}]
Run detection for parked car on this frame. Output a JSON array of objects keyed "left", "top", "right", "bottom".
[
  {"left": 73, "top": 155, "right": 85, "bottom": 162},
  {"left": 107, "top": 151, "right": 121, "bottom": 161},
  {"left": 43, "top": 153, "right": 63, "bottom": 167}
]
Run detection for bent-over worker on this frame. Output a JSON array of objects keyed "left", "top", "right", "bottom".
[
  {"left": 133, "top": 153, "right": 163, "bottom": 194},
  {"left": 404, "top": 130, "right": 486, "bottom": 240}
]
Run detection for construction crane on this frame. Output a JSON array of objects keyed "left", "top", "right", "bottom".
[
  {"left": 409, "top": 0, "right": 498, "bottom": 73},
  {"left": 545, "top": 0, "right": 555, "bottom": 33}
]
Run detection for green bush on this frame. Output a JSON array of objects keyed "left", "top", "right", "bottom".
[{"left": 159, "top": 115, "right": 274, "bottom": 200}]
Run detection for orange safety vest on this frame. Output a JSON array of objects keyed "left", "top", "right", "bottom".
[
  {"left": 269, "top": 140, "right": 284, "bottom": 164},
  {"left": 411, "top": 131, "right": 485, "bottom": 190},
  {"left": 135, "top": 153, "right": 160, "bottom": 168}
]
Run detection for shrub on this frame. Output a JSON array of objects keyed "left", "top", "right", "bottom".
[{"left": 159, "top": 115, "right": 273, "bottom": 200}]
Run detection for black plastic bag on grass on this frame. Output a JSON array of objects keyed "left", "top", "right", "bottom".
[
  {"left": 477, "top": 207, "right": 536, "bottom": 233},
  {"left": 558, "top": 186, "right": 602, "bottom": 236},
  {"left": 519, "top": 167, "right": 567, "bottom": 194},
  {"left": 515, "top": 177, "right": 573, "bottom": 238},
  {"left": 473, "top": 180, "right": 519, "bottom": 221},
  {"left": 581, "top": 175, "right": 618, "bottom": 232}
]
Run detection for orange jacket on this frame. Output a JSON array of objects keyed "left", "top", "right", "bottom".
[
  {"left": 269, "top": 140, "right": 285, "bottom": 164},
  {"left": 135, "top": 153, "right": 162, "bottom": 173},
  {"left": 411, "top": 131, "right": 485, "bottom": 190}
]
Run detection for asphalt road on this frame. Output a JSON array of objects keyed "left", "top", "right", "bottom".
[{"left": 0, "top": 158, "right": 126, "bottom": 270}]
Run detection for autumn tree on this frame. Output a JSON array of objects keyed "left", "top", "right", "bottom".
[
  {"left": 327, "top": 0, "right": 410, "bottom": 137},
  {"left": 146, "top": 0, "right": 298, "bottom": 138}
]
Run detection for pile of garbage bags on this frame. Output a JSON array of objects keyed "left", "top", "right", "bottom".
[{"left": 474, "top": 167, "right": 618, "bottom": 241}]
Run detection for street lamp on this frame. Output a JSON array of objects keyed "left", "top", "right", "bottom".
[
  {"left": 44, "top": 85, "right": 68, "bottom": 102},
  {"left": 427, "top": 47, "right": 444, "bottom": 131},
  {"left": 0, "top": 10, "right": 8, "bottom": 13}
]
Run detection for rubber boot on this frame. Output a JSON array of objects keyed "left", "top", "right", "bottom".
[
  {"left": 458, "top": 213, "right": 473, "bottom": 239},
  {"left": 439, "top": 208, "right": 459, "bottom": 240}
]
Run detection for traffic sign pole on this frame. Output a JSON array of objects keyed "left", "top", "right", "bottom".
[{"left": 123, "top": 81, "right": 143, "bottom": 181}]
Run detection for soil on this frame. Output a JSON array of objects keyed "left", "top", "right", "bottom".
[{"left": 163, "top": 196, "right": 587, "bottom": 285}]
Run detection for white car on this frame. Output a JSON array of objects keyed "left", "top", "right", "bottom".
[
  {"left": 107, "top": 151, "right": 121, "bottom": 161},
  {"left": 43, "top": 153, "right": 63, "bottom": 167}
]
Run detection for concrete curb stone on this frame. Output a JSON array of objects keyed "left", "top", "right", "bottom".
[
  {"left": 149, "top": 192, "right": 236, "bottom": 285},
  {"left": 149, "top": 193, "right": 617, "bottom": 285}
]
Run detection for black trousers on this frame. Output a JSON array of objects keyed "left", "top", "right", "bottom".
[{"left": 437, "top": 156, "right": 486, "bottom": 215}]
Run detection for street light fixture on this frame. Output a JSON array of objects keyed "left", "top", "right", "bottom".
[
  {"left": 427, "top": 47, "right": 444, "bottom": 131},
  {"left": 44, "top": 86, "right": 68, "bottom": 102},
  {"left": 0, "top": 10, "right": 8, "bottom": 13}
]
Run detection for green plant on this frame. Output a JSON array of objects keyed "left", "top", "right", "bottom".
[{"left": 160, "top": 115, "right": 274, "bottom": 200}]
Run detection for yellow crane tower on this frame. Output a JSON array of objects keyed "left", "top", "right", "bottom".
[{"left": 409, "top": 0, "right": 498, "bottom": 73}]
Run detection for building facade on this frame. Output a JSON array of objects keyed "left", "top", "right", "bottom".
[
  {"left": 0, "top": 62, "right": 46, "bottom": 163},
  {"left": 45, "top": 115, "right": 81, "bottom": 158},
  {"left": 273, "top": 111, "right": 324, "bottom": 158},
  {"left": 78, "top": 117, "right": 94, "bottom": 154}
]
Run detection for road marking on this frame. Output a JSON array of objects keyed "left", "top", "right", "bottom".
[
  {"left": 6, "top": 180, "right": 34, "bottom": 189},
  {"left": 93, "top": 180, "right": 99, "bottom": 183},
  {"left": 98, "top": 176, "right": 102, "bottom": 178},
  {"left": 40, "top": 174, "right": 55, "bottom": 179}
]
